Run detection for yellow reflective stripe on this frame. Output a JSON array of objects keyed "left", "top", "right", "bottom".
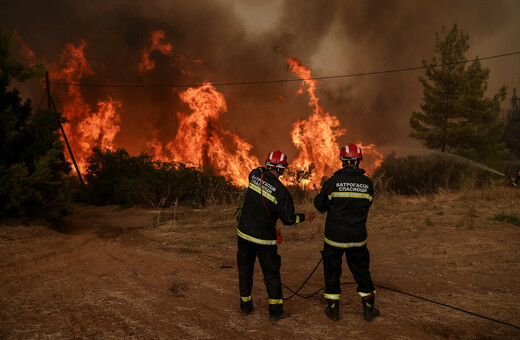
[
  {"left": 324, "top": 293, "right": 340, "bottom": 300},
  {"left": 295, "top": 214, "right": 300, "bottom": 224},
  {"left": 324, "top": 236, "right": 367, "bottom": 248},
  {"left": 328, "top": 192, "right": 373, "bottom": 202},
  {"left": 241, "top": 296, "right": 252, "bottom": 302},
  {"left": 358, "top": 290, "right": 376, "bottom": 297},
  {"left": 249, "top": 183, "right": 278, "bottom": 204},
  {"left": 269, "top": 299, "right": 283, "bottom": 305},
  {"left": 237, "top": 229, "right": 277, "bottom": 245}
]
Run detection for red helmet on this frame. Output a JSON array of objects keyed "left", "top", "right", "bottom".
[
  {"left": 340, "top": 143, "right": 363, "bottom": 161},
  {"left": 266, "top": 150, "right": 288, "bottom": 169}
]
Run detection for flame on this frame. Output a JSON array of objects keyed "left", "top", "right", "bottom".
[
  {"left": 139, "top": 30, "right": 185, "bottom": 72},
  {"left": 287, "top": 57, "right": 345, "bottom": 186},
  {"left": 47, "top": 41, "right": 122, "bottom": 173},
  {"left": 287, "top": 57, "right": 382, "bottom": 186},
  {"left": 152, "top": 83, "right": 258, "bottom": 187},
  {"left": 12, "top": 30, "right": 37, "bottom": 65},
  {"left": 356, "top": 142, "right": 383, "bottom": 175},
  {"left": 147, "top": 129, "right": 168, "bottom": 162},
  {"left": 16, "top": 30, "right": 382, "bottom": 188},
  {"left": 77, "top": 98, "right": 121, "bottom": 154}
]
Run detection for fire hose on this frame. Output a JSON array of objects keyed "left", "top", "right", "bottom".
[
  {"left": 256, "top": 168, "right": 518, "bottom": 329},
  {"left": 281, "top": 257, "right": 520, "bottom": 331}
]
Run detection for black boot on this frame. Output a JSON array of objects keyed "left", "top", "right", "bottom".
[
  {"left": 361, "top": 294, "right": 380, "bottom": 321},
  {"left": 324, "top": 299, "right": 339, "bottom": 321},
  {"left": 269, "top": 309, "right": 290, "bottom": 321},
  {"left": 240, "top": 300, "right": 253, "bottom": 315},
  {"left": 269, "top": 303, "right": 290, "bottom": 321}
]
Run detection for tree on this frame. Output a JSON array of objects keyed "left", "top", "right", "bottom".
[
  {"left": 410, "top": 25, "right": 507, "bottom": 164},
  {"left": 503, "top": 88, "right": 520, "bottom": 159},
  {"left": 0, "top": 30, "right": 74, "bottom": 218}
]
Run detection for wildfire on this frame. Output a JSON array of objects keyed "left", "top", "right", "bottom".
[
  {"left": 139, "top": 30, "right": 184, "bottom": 72},
  {"left": 13, "top": 31, "right": 37, "bottom": 65},
  {"left": 16, "top": 30, "right": 382, "bottom": 188},
  {"left": 287, "top": 57, "right": 382, "bottom": 187},
  {"left": 47, "top": 41, "right": 122, "bottom": 173},
  {"left": 357, "top": 143, "right": 383, "bottom": 175},
  {"left": 151, "top": 83, "right": 259, "bottom": 187}
]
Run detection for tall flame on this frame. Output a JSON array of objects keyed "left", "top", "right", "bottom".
[
  {"left": 287, "top": 57, "right": 382, "bottom": 186},
  {"left": 47, "top": 41, "right": 122, "bottom": 173},
  {"left": 17, "top": 31, "right": 382, "bottom": 188},
  {"left": 152, "top": 84, "right": 258, "bottom": 187}
]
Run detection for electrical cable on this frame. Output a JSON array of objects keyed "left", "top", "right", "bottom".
[
  {"left": 42, "top": 51, "right": 520, "bottom": 89},
  {"left": 282, "top": 257, "right": 520, "bottom": 331}
]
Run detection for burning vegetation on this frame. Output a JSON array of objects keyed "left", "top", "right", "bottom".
[{"left": 20, "top": 30, "right": 383, "bottom": 188}]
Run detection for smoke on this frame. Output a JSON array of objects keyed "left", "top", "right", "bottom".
[{"left": 2, "top": 0, "right": 519, "bottom": 162}]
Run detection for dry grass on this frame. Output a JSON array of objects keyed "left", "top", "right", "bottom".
[{"left": 1, "top": 184, "right": 519, "bottom": 339}]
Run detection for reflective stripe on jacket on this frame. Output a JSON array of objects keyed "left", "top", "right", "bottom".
[
  {"left": 314, "top": 166, "right": 373, "bottom": 246},
  {"left": 238, "top": 167, "right": 304, "bottom": 245}
]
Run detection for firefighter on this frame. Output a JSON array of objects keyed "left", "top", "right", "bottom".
[
  {"left": 515, "top": 171, "right": 520, "bottom": 186},
  {"left": 237, "top": 150, "right": 314, "bottom": 321},
  {"left": 314, "top": 143, "right": 380, "bottom": 322}
]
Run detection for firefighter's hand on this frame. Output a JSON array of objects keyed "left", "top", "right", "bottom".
[{"left": 304, "top": 212, "right": 315, "bottom": 222}]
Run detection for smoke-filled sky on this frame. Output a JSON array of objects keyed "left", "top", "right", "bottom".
[{"left": 2, "top": 0, "right": 520, "bottom": 161}]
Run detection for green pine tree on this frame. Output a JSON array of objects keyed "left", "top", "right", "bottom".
[
  {"left": 503, "top": 88, "right": 520, "bottom": 159},
  {"left": 410, "top": 24, "right": 508, "bottom": 164}
]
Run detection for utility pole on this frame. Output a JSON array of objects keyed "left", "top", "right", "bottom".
[{"left": 45, "top": 71, "right": 85, "bottom": 185}]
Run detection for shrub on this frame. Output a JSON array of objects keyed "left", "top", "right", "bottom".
[
  {"left": 372, "top": 151, "right": 503, "bottom": 195},
  {"left": 81, "top": 148, "right": 240, "bottom": 207},
  {"left": 492, "top": 212, "right": 520, "bottom": 226}
]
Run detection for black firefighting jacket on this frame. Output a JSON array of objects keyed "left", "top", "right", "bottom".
[
  {"left": 237, "top": 167, "right": 305, "bottom": 245},
  {"left": 314, "top": 166, "right": 373, "bottom": 248}
]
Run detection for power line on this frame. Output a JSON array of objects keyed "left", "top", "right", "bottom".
[{"left": 43, "top": 51, "right": 520, "bottom": 89}]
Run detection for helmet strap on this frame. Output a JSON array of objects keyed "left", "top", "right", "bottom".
[
  {"left": 343, "top": 160, "right": 360, "bottom": 167},
  {"left": 267, "top": 166, "right": 285, "bottom": 176}
]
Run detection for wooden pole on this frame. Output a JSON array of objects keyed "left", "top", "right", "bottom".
[{"left": 45, "top": 71, "right": 85, "bottom": 185}]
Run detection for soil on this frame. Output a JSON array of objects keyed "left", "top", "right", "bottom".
[{"left": 1, "top": 188, "right": 519, "bottom": 339}]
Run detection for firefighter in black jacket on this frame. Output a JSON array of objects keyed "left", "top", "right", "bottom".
[
  {"left": 314, "top": 143, "right": 380, "bottom": 322},
  {"left": 237, "top": 150, "right": 314, "bottom": 321}
]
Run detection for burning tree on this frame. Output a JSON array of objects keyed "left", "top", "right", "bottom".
[{"left": 410, "top": 24, "right": 508, "bottom": 164}]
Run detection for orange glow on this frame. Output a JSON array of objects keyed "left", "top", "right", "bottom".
[
  {"left": 12, "top": 31, "right": 37, "bottom": 65},
  {"left": 152, "top": 84, "right": 259, "bottom": 187},
  {"left": 287, "top": 57, "right": 345, "bottom": 187},
  {"left": 356, "top": 142, "right": 383, "bottom": 175},
  {"left": 18, "top": 31, "right": 382, "bottom": 188},
  {"left": 139, "top": 30, "right": 185, "bottom": 72},
  {"left": 48, "top": 41, "right": 122, "bottom": 174},
  {"left": 147, "top": 129, "right": 168, "bottom": 162},
  {"left": 287, "top": 57, "right": 382, "bottom": 186}
]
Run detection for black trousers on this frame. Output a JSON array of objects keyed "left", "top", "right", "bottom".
[
  {"left": 321, "top": 242, "right": 375, "bottom": 298},
  {"left": 237, "top": 237, "right": 283, "bottom": 313}
]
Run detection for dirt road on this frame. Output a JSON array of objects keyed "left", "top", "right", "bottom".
[{"left": 1, "top": 189, "right": 519, "bottom": 339}]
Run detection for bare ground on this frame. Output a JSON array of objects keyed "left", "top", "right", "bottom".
[{"left": 1, "top": 187, "right": 519, "bottom": 339}]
